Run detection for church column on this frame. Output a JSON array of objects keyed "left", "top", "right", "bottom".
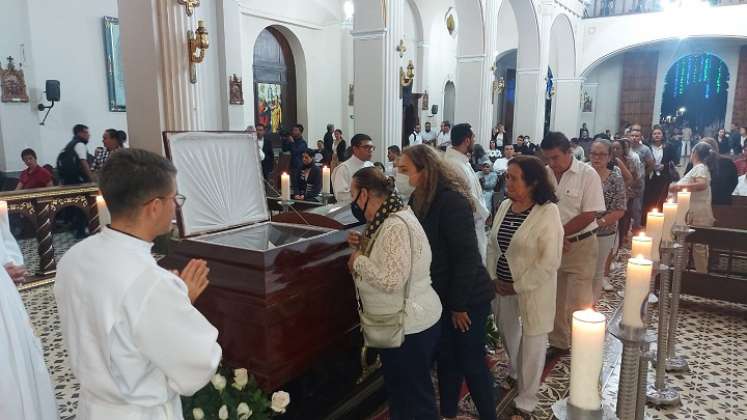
[
  {"left": 118, "top": 0, "right": 203, "bottom": 154},
  {"left": 476, "top": 0, "right": 500, "bottom": 147},
  {"left": 512, "top": 67, "right": 544, "bottom": 140},
  {"left": 454, "top": 55, "right": 485, "bottom": 137},
  {"left": 552, "top": 78, "right": 583, "bottom": 137},
  {"left": 417, "top": 41, "right": 429, "bottom": 122},
  {"left": 352, "top": 0, "right": 404, "bottom": 163}
]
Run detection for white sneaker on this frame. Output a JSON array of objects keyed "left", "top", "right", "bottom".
[{"left": 602, "top": 277, "right": 614, "bottom": 292}]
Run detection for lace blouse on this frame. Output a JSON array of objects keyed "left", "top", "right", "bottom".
[{"left": 352, "top": 208, "right": 442, "bottom": 335}]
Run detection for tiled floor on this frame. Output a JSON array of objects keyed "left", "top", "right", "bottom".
[{"left": 16, "top": 242, "right": 747, "bottom": 420}]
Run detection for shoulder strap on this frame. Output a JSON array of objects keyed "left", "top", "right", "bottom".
[{"left": 391, "top": 213, "right": 415, "bottom": 308}]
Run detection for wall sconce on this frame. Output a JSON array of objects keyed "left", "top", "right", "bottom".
[
  {"left": 400, "top": 60, "right": 415, "bottom": 88},
  {"left": 177, "top": 0, "right": 200, "bottom": 17},
  {"left": 188, "top": 20, "right": 209, "bottom": 83}
]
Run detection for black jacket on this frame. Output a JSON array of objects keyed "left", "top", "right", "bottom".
[
  {"left": 413, "top": 183, "right": 494, "bottom": 312},
  {"left": 260, "top": 135, "right": 275, "bottom": 180},
  {"left": 295, "top": 164, "right": 322, "bottom": 200}
]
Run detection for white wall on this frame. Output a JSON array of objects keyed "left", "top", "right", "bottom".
[
  {"left": 422, "top": 4, "right": 457, "bottom": 126},
  {"left": 495, "top": 0, "right": 519, "bottom": 58},
  {"left": 0, "top": 0, "right": 126, "bottom": 171},
  {"left": 584, "top": 39, "right": 744, "bottom": 135}
]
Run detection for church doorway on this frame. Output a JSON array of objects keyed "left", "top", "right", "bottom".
[
  {"left": 443, "top": 81, "right": 456, "bottom": 124},
  {"left": 660, "top": 53, "right": 729, "bottom": 134},
  {"left": 253, "top": 27, "right": 297, "bottom": 134}
]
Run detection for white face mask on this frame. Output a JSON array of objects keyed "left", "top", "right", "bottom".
[{"left": 395, "top": 173, "right": 415, "bottom": 197}]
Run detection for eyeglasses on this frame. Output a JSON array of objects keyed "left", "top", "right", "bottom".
[
  {"left": 358, "top": 144, "right": 375, "bottom": 151},
  {"left": 143, "top": 194, "right": 187, "bottom": 208}
]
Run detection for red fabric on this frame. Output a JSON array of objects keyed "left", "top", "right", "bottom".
[{"left": 19, "top": 166, "right": 52, "bottom": 189}]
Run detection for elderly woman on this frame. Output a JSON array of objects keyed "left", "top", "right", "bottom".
[
  {"left": 670, "top": 142, "right": 718, "bottom": 272},
  {"left": 398, "top": 145, "right": 497, "bottom": 420},
  {"left": 487, "top": 155, "right": 563, "bottom": 419},
  {"left": 589, "top": 139, "right": 627, "bottom": 300},
  {"left": 347, "top": 167, "right": 442, "bottom": 419}
]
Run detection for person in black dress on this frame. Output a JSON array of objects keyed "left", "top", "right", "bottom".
[
  {"left": 642, "top": 125, "right": 678, "bottom": 220},
  {"left": 293, "top": 149, "right": 322, "bottom": 201}
]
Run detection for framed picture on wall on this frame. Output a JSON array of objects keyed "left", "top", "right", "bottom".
[
  {"left": 255, "top": 82, "right": 284, "bottom": 133},
  {"left": 103, "top": 16, "right": 126, "bottom": 112}
]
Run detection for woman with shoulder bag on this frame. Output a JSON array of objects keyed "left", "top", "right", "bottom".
[
  {"left": 487, "top": 156, "right": 563, "bottom": 419},
  {"left": 347, "top": 167, "right": 443, "bottom": 420},
  {"left": 398, "top": 145, "right": 497, "bottom": 420}
]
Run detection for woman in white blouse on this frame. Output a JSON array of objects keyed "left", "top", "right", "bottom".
[
  {"left": 670, "top": 142, "right": 718, "bottom": 272},
  {"left": 487, "top": 156, "right": 564, "bottom": 419},
  {"left": 347, "top": 167, "right": 442, "bottom": 420}
]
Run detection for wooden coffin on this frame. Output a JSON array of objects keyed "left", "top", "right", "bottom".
[{"left": 158, "top": 131, "right": 362, "bottom": 392}]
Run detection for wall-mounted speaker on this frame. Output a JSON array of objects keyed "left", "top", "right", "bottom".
[{"left": 45, "top": 80, "right": 60, "bottom": 102}]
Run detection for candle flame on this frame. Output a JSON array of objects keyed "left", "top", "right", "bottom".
[{"left": 682, "top": 188, "right": 688, "bottom": 193}]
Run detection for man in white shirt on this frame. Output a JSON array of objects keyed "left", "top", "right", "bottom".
[
  {"left": 444, "top": 123, "right": 490, "bottom": 262},
  {"left": 421, "top": 121, "right": 437, "bottom": 145},
  {"left": 492, "top": 144, "right": 514, "bottom": 174},
  {"left": 541, "top": 132, "right": 605, "bottom": 359},
  {"left": 436, "top": 121, "right": 452, "bottom": 147},
  {"left": 332, "top": 133, "right": 375, "bottom": 204},
  {"left": 386, "top": 145, "right": 401, "bottom": 177},
  {"left": 55, "top": 149, "right": 222, "bottom": 420},
  {"left": 628, "top": 126, "right": 652, "bottom": 231},
  {"left": 408, "top": 123, "right": 423, "bottom": 146},
  {"left": 734, "top": 174, "right": 747, "bottom": 196}
]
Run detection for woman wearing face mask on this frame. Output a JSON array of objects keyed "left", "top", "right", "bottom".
[
  {"left": 293, "top": 149, "right": 322, "bottom": 201},
  {"left": 398, "top": 145, "right": 497, "bottom": 420},
  {"left": 487, "top": 155, "right": 563, "bottom": 419},
  {"left": 346, "top": 167, "right": 442, "bottom": 420}
]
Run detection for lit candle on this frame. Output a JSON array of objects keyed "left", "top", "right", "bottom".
[
  {"left": 322, "top": 166, "right": 331, "bottom": 194},
  {"left": 280, "top": 172, "right": 291, "bottom": 201},
  {"left": 646, "top": 209, "right": 664, "bottom": 262},
  {"left": 675, "top": 189, "right": 691, "bottom": 226},
  {"left": 662, "top": 199, "right": 678, "bottom": 242},
  {"left": 623, "top": 256, "right": 653, "bottom": 328},
  {"left": 631, "top": 232, "right": 653, "bottom": 261},
  {"left": 96, "top": 195, "right": 111, "bottom": 227},
  {"left": 570, "top": 309, "right": 606, "bottom": 410},
  {"left": 0, "top": 201, "right": 7, "bottom": 223}
]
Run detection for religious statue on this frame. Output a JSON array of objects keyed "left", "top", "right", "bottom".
[
  {"left": 348, "top": 84, "right": 354, "bottom": 106},
  {"left": 0, "top": 57, "right": 29, "bottom": 103},
  {"left": 422, "top": 90, "right": 429, "bottom": 110},
  {"left": 582, "top": 91, "right": 593, "bottom": 113},
  {"left": 229, "top": 74, "right": 244, "bottom": 105}
]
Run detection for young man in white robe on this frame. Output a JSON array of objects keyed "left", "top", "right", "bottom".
[
  {"left": 0, "top": 228, "right": 58, "bottom": 419},
  {"left": 55, "top": 148, "right": 222, "bottom": 420}
]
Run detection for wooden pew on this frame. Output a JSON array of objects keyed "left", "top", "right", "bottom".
[{"left": 682, "top": 226, "right": 747, "bottom": 304}]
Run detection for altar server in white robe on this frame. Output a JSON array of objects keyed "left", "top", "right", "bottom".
[
  {"left": 55, "top": 149, "right": 222, "bottom": 420},
  {"left": 1, "top": 228, "right": 59, "bottom": 419}
]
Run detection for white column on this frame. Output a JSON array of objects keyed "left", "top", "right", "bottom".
[
  {"left": 352, "top": 0, "right": 403, "bottom": 163},
  {"left": 553, "top": 78, "right": 584, "bottom": 137},
  {"left": 417, "top": 41, "right": 429, "bottom": 122},
  {"left": 477, "top": 0, "right": 500, "bottom": 147},
  {"left": 118, "top": 0, "right": 203, "bottom": 154},
  {"left": 216, "top": 0, "right": 246, "bottom": 130},
  {"left": 513, "top": 67, "right": 544, "bottom": 140},
  {"left": 455, "top": 54, "right": 485, "bottom": 130}
]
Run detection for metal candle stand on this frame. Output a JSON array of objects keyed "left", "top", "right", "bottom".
[
  {"left": 615, "top": 322, "right": 647, "bottom": 420},
  {"left": 278, "top": 199, "right": 294, "bottom": 213},
  {"left": 665, "top": 225, "right": 694, "bottom": 373},
  {"left": 567, "top": 402, "right": 605, "bottom": 420},
  {"left": 320, "top": 193, "right": 333, "bottom": 206},
  {"left": 634, "top": 261, "right": 663, "bottom": 420},
  {"left": 646, "top": 240, "right": 681, "bottom": 407}
]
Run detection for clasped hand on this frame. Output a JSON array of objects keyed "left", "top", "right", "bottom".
[{"left": 173, "top": 259, "right": 210, "bottom": 303}]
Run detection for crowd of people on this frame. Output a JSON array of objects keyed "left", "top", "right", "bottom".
[{"left": 6, "top": 115, "right": 747, "bottom": 420}]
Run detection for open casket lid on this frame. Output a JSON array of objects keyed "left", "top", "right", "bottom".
[{"left": 163, "top": 131, "right": 269, "bottom": 237}]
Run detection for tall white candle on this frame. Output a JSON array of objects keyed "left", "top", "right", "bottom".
[
  {"left": 0, "top": 201, "right": 7, "bottom": 223},
  {"left": 96, "top": 195, "right": 111, "bottom": 227},
  {"left": 322, "top": 166, "right": 331, "bottom": 194},
  {"left": 647, "top": 209, "right": 664, "bottom": 262},
  {"left": 623, "top": 256, "right": 653, "bottom": 328},
  {"left": 280, "top": 172, "right": 291, "bottom": 201},
  {"left": 662, "top": 200, "right": 678, "bottom": 242},
  {"left": 675, "top": 189, "right": 691, "bottom": 226},
  {"left": 631, "top": 232, "right": 653, "bottom": 261},
  {"left": 570, "top": 309, "right": 606, "bottom": 410}
]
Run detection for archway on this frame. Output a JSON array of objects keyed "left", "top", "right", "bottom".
[
  {"left": 493, "top": 50, "right": 517, "bottom": 135},
  {"left": 444, "top": 81, "right": 456, "bottom": 124},
  {"left": 660, "top": 53, "right": 729, "bottom": 134},
  {"left": 547, "top": 13, "right": 577, "bottom": 136},
  {"left": 252, "top": 27, "right": 297, "bottom": 134}
]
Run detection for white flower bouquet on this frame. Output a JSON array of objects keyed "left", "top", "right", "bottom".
[{"left": 182, "top": 364, "right": 290, "bottom": 420}]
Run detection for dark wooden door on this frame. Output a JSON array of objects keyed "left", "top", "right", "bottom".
[{"left": 253, "top": 27, "right": 297, "bottom": 134}]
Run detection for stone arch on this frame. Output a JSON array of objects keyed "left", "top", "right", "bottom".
[{"left": 549, "top": 13, "right": 576, "bottom": 79}]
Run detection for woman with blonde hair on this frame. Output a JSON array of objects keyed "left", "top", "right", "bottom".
[{"left": 397, "top": 145, "right": 497, "bottom": 420}]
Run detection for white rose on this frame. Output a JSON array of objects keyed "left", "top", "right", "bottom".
[
  {"left": 237, "top": 402, "right": 253, "bottom": 419},
  {"left": 218, "top": 405, "right": 229, "bottom": 420},
  {"left": 233, "top": 368, "right": 249, "bottom": 390},
  {"left": 270, "top": 391, "right": 291, "bottom": 414},
  {"left": 211, "top": 374, "right": 227, "bottom": 392},
  {"left": 192, "top": 408, "right": 205, "bottom": 420}
]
